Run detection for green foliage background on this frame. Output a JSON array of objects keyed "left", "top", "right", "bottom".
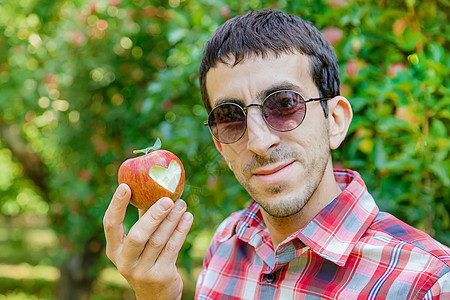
[{"left": 0, "top": 0, "right": 448, "bottom": 298}]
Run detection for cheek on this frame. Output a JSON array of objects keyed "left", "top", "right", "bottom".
[
  {"left": 289, "top": 113, "right": 330, "bottom": 154},
  {"left": 309, "top": 124, "right": 331, "bottom": 159},
  {"left": 221, "top": 146, "right": 244, "bottom": 170},
  {"left": 303, "top": 106, "right": 329, "bottom": 137},
  {"left": 223, "top": 140, "right": 247, "bottom": 159}
]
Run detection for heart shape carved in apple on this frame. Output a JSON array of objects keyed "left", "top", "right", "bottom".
[{"left": 149, "top": 160, "right": 182, "bottom": 193}]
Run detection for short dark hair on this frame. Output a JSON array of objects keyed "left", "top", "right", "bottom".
[{"left": 199, "top": 9, "right": 340, "bottom": 116}]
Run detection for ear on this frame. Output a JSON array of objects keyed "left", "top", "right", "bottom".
[
  {"left": 212, "top": 138, "right": 234, "bottom": 171},
  {"left": 327, "top": 96, "right": 353, "bottom": 150}
]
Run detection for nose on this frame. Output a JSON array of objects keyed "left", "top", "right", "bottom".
[{"left": 245, "top": 107, "right": 280, "bottom": 156}]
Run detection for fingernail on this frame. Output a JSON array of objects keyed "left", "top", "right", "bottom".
[
  {"left": 173, "top": 199, "right": 186, "bottom": 212},
  {"left": 182, "top": 212, "right": 193, "bottom": 223},
  {"left": 159, "top": 198, "right": 172, "bottom": 211},
  {"left": 117, "top": 184, "right": 126, "bottom": 198}
]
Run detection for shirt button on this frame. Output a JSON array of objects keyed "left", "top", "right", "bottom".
[{"left": 266, "top": 273, "right": 276, "bottom": 283}]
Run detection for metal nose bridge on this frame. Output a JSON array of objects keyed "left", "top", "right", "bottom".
[
  {"left": 242, "top": 103, "right": 267, "bottom": 130},
  {"left": 242, "top": 103, "right": 263, "bottom": 113}
]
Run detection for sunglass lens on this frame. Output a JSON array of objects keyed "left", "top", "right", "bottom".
[
  {"left": 263, "top": 91, "right": 306, "bottom": 131},
  {"left": 209, "top": 104, "right": 246, "bottom": 143}
]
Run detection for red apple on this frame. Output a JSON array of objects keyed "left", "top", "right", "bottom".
[
  {"left": 387, "top": 62, "right": 407, "bottom": 77},
  {"left": 118, "top": 138, "right": 185, "bottom": 209},
  {"left": 345, "top": 59, "right": 359, "bottom": 78},
  {"left": 220, "top": 6, "right": 231, "bottom": 20},
  {"left": 321, "top": 27, "right": 343, "bottom": 46}
]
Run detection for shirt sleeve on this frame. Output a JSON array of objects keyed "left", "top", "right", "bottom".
[
  {"left": 195, "top": 264, "right": 208, "bottom": 299},
  {"left": 423, "top": 270, "right": 450, "bottom": 299},
  {"left": 194, "top": 214, "right": 238, "bottom": 299},
  {"left": 195, "top": 231, "right": 217, "bottom": 299}
]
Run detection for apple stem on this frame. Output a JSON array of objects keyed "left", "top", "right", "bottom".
[{"left": 133, "top": 138, "right": 162, "bottom": 155}]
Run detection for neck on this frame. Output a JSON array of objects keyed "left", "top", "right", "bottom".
[{"left": 261, "top": 159, "right": 342, "bottom": 249}]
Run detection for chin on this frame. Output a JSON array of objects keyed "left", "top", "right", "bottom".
[{"left": 256, "top": 191, "right": 311, "bottom": 218}]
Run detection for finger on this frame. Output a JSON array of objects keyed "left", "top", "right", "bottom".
[
  {"left": 137, "top": 199, "right": 188, "bottom": 267},
  {"left": 103, "top": 183, "right": 131, "bottom": 259},
  {"left": 157, "top": 212, "right": 193, "bottom": 265},
  {"left": 138, "top": 208, "right": 148, "bottom": 219},
  {"left": 120, "top": 197, "right": 174, "bottom": 267}
]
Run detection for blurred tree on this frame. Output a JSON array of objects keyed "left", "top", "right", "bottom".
[{"left": 0, "top": 0, "right": 448, "bottom": 298}]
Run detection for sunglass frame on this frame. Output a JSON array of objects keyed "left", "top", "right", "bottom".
[{"left": 203, "top": 90, "right": 330, "bottom": 144}]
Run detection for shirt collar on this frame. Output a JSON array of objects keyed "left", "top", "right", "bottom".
[
  {"left": 217, "top": 169, "right": 379, "bottom": 266},
  {"left": 296, "top": 169, "right": 379, "bottom": 266}
]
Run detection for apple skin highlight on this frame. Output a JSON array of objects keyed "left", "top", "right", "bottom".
[{"left": 118, "top": 150, "right": 185, "bottom": 210}]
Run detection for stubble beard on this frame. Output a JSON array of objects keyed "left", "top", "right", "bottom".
[{"left": 234, "top": 140, "right": 330, "bottom": 218}]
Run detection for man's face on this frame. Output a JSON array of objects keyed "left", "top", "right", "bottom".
[{"left": 206, "top": 52, "right": 333, "bottom": 218}]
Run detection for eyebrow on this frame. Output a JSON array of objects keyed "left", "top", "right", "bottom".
[
  {"left": 211, "top": 81, "right": 307, "bottom": 108},
  {"left": 213, "top": 97, "right": 245, "bottom": 108},
  {"left": 257, "top": 81, "right": 306, "bottom": 100}
]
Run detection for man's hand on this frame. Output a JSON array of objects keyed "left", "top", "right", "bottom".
[{"left": 103, "top": 183, "right": 193, "bottom": 300}]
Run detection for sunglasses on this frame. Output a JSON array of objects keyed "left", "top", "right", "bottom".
[{"left": 203, "top": 90, "right": 330, "bottom": 144}]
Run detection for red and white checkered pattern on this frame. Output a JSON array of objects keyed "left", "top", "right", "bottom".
[{"left": 195, "top": 169, "right": 450, "bottom": 299}]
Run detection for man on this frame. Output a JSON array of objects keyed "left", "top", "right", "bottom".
[{"left": 103, "top": 10, "right": 450, "bottom": 299}]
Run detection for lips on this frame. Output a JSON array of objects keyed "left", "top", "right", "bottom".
[{"left": 252, "top": 161, "right": 295, "bottom": 184}]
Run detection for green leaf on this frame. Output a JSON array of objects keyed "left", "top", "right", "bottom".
[
  {"left": 429, "top": 162, "right": 450, "bottom": 187},
  {"left": 377, "top": 116, "right": 409, "bottom": 132},
  {"left": 373, "top": 139, "right": 387, "bottom": 170},
  {"left": 431, "top": 119, "right": 447, "bottom": 138},
  {"left": 133, "top": 138, "right": 162, "bottom": 155}
]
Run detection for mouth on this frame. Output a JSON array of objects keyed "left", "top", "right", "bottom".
[{"left": 252, "top": 161, "right": 296, "bottom": 184}]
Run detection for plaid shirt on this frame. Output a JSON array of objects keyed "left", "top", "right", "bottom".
[{"left": 195, "top": 169, "right": 450, "bottom": 299}]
